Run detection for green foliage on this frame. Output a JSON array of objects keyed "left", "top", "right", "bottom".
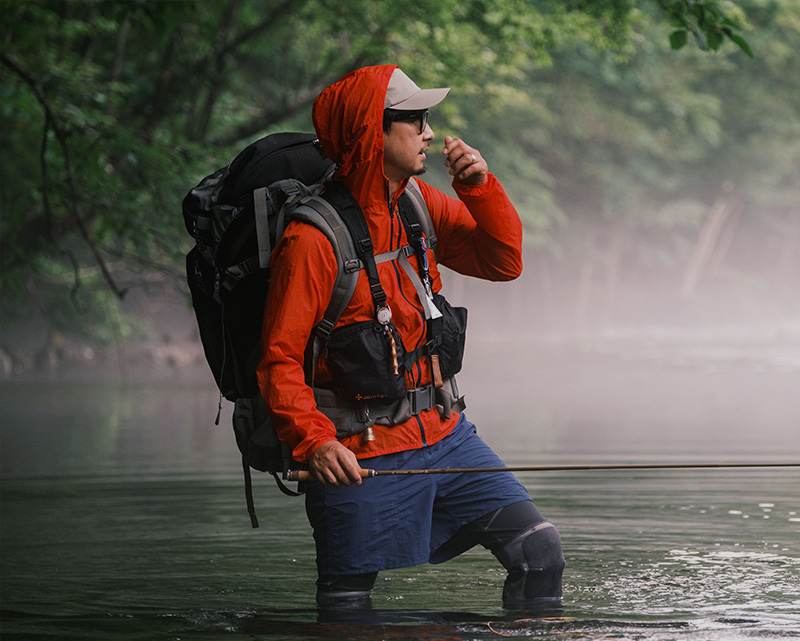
[
  {"left": 1, "top": 0, "right": 795, "bottom": 345},
  {"left": 658, "top": 0, "right": 754, "bottom": 55}
]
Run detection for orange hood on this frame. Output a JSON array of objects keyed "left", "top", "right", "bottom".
[{"left": 312, "top": 65, "right": 399, "bottom": 223}]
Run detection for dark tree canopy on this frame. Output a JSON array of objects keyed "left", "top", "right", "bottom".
[{"left": 1, "top": 0, "right": 796, "bottom": 350}]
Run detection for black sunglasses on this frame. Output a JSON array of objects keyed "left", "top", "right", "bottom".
[{"left": 385, "top": 109, "right": 429, "bottom": 134}]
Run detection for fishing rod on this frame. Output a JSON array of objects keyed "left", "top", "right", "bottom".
[{"left": 284, "top": 461, "right": 800, "bottom": 482}]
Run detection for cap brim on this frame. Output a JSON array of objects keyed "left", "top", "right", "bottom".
[{"left": 390, "top": 87, "right": 450, "bottom": 111}]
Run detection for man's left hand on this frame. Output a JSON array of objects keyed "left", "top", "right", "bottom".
[{"left": 442, "top": 136, "right": 488, "bottom": 185}]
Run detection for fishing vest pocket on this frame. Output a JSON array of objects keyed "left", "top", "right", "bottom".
[
  {"left": 433, "top": 293, "right": 468, "bottom": 378},
  {"left": 325, "top": 320, "right": 407, "bottom": 402}
]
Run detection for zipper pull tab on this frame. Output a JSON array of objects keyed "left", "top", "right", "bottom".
[
  {"left": 385, "top": 326, "right": 400, "bottom": 375},
  {"left": 430, "top": 354, "right": 443, "bottom": 389}
]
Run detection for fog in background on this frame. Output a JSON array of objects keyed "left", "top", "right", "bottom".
[{"left": 1, "top": 1, "right": 798, "bottom": 462}]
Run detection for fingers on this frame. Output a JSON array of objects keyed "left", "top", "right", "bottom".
[
  {"left": 442, "top": 136, "right": 488, "bottom": 185},
  {"left": 308, "top": 440, "right": 363, "bottom": 487}
]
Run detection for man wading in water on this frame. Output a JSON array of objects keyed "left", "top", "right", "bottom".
[{"left": 257, "top": 65, "right": 564, "bottom": 610}]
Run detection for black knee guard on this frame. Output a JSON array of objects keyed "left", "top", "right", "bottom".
[{"left": 494, "top": 520, "right": 565, "bottom": 610}]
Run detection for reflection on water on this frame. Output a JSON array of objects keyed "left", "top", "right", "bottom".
[{"left": 1, "top": 341, "right": 799, "bottom": 640}]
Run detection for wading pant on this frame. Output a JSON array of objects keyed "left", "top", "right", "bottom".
[{"left": 317, "top": 499, "right": 565, "bottom": 611}]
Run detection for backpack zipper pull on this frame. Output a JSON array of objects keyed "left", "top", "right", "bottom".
[{"left": 385, "top": 325, "right": 400, "bottom": 375}]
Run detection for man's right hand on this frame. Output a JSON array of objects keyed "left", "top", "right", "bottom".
[{"left": 308, "top": 440, "right": 363, "bottom": 486}]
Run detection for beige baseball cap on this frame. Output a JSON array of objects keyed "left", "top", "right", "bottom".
[{"left": 384, "top": 68, "right": 450, "bottom": 110}]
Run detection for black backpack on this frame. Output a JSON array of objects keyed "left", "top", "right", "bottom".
[{"left": 183, "top": 132, "right": 436, "bottom": 527}]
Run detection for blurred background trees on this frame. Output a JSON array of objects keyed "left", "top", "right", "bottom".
[{"left": 1, "top": 0, "right": 798, "bottom": 369}]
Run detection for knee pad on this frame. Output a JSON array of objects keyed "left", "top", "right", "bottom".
[{"left": 495, "top": 520, "right": 565, "bottom": 607}]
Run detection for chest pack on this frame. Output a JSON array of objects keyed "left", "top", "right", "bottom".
[{"left": 183, "top": 132, "right": 466, "bottom": 527}]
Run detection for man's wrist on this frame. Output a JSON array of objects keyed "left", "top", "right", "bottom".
[
  {"left": 296, "top": 434, "right": 339, "bottom": 463},
  {"left": 453, "top": 172, "right": 495, "bottom": 196}
]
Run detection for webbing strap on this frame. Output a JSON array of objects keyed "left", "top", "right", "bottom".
[
  {"left": 398, "top": 253, "right": 442, "bottom": 320},
  {"left": 405, "top": 178, "right": 438, "bottom": 257},
  {"left": 253, "top": 187, "right": 271, "bottom": 269},
  {"left": 375, "top": 244, "right": 416, "bottom": 265},
  {"left": 395, "top": 193, "right": 429, "bottom": 286},
  {"left": 313, "top": 375, "right": 465, "bottom": 434},
  {"left": 323, "top": 182, "right": 388, "bottom": 314},
  {"left": 243, "top": 456, "right": 259, "bottom": 528},
  {"left": 221, "top": 255, "right": 260, "bottom": 290},
  {"left": 289, "top": 192, "right": 363, "bottom": 391},
  {"left": 292, "top": 196, "right": 361, "bottom": 340},
  {"left": 395, "top": 191, "right": 446, "bottom": 364}
]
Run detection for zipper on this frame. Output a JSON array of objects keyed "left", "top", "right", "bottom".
[
  {"left": 248, "top": 134, "right": 323, "bottom": 175},
  {"left": 415, "top": 415, "right": 428, "bottom": 446}
]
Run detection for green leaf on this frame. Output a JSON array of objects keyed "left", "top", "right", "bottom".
[
  {"left": 669, "top": 29, "right": 688, "bottom": 50},
  {"left": 706, "top": 27, "right": 724, "bottom": 51},
  {"left": 727, "top": 32, "right": 754, "bottom": 58}
]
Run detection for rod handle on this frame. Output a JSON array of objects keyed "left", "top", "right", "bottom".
[{"left": 284, "top": 469, "right": 376, "bottom": 482}]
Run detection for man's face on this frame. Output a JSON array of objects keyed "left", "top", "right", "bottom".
[{"left": 383, "top": 113, "right": 434, "bottom": 185}]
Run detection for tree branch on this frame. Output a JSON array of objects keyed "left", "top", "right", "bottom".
[
  {"left": 194, "top": 0, "right": 243, "bottom": 141},
  {"left": 208, "top": 50, "right": 372, "bottom": 147},
  {"left": 0, "top": 52, "right": 128, "bottom": 300},
  {"left": 40, "top": 115, "right": 54, "bottom": 239},
  {"left": 144, "top": 30, "right": 179, "bottom": 134},
  {"left": 212, "top": 0, "right": 299, "bottom": 63},
  {"left": 156, "top": 0, "right": 305, "bottom": 140},
  {"left": 209, "top": 82, "right": 325, "bottom": 147}
]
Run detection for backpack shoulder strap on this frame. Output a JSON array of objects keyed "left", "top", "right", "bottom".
[
  {"left": 321, "top": 182, "right": 390, "bottom": 317},
  {"left": 403, "top": 177, "right": 437, "bottom": 258},
  {"left": 289, "top": 192, "right": 362, "bottom": 383}
]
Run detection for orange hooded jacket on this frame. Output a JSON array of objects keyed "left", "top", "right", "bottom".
[{"left": 256, "top": 65, "right": 523, "bottom": 463}]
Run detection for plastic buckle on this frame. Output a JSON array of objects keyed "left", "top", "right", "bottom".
[
  {"left": 426, "top": 336, "right": 441, "bottom": 353},
  {"left": 407, "top": 385, "right": 434, "bottom": 415},
  {"left": 316, "top": 317, "right": 335, "bottom": 338},
  {"left": 356, "top": 401, "right": 370, "bottom": 424}
]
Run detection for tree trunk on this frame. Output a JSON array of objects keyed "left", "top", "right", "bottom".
[
  {"left": 535, "top": 252, "right": 557, "bottom": 333},
  {"left": 574, "top": 228, "right": 598, "bottom": 330},
  {"left": 144, "top": 32, "right": 178, "bottom": 135},
  {"left": 601, "top": 230, "right": 624, "bottom": 327},
  {"left": 774, "top": 210, "right": 800, "bottom": 289},
  {"left": 707, "top": 208, "right": 740, "bottom": 278},
  {"left": 194, "top": 0, "right": 242, "bottom": 141},
  {"left": 680, "top": 197, "right": 734, "bottom": 299},
  {"left": 112, "top": 14, "right": 131, "bottom": 81}
]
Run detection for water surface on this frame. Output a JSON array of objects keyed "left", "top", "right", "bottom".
[{"left": 2, "top": 338, "right": 799, "bottom": 639}]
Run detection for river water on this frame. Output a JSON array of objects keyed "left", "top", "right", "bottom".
[{"left": 2, "top": 333, "right": 799, "bottom": 640}]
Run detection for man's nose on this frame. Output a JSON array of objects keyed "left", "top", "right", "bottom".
[{"left": 423, "top": 123, "right": 434, "bottom": 139}]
